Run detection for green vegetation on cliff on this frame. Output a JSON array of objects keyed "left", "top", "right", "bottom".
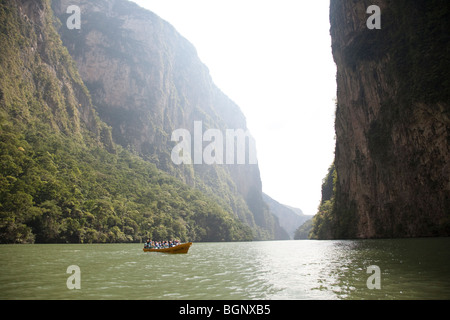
[
  {"left": 51, "top": 0, "right": 286, "bottom": 240},
  {"left": 310, "top": 161, "right": 359, "bottom": 240},
  {"left": 0, "top": 0, "right": 252, "bottom": 243},
  {"left": 0, "top": 123, "right": 252, "bottom": 243},
  {"left": 309, "top": 163, "right": 336, "bottom": 239}
]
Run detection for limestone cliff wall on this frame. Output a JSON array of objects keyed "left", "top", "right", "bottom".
[
  {"left": 51, "top": 0, "right": 284, "bottom": 239},
  {"left": 330, "top": 0, "right": 449, "bottom": 238}
]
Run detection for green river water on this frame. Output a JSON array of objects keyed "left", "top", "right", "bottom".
[{"left": 0, "top": 238, "right": 449, "bottom": 300}]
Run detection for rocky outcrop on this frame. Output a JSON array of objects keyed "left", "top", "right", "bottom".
[
  {"left": 1, "top": 0, "right": 101, "bottom": 140},
  {"left": 329, "top": 0, "right": 449, "bottom": 238}
]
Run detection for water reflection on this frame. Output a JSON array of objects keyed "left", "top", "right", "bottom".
[
  {"left": 321, "top": 239, "right": 450, "bottom": 300},
  {"left": 238, "top": 239, "right": 450, "bottom": 300}
]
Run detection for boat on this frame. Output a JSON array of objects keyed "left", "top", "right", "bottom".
[{"left": 143, "top": 242, "right": 192, "bottom": 254}]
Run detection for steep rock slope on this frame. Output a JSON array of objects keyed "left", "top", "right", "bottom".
[
  {"left": 262, "top": 193, "right": 309, "bottom": 239},
  {"left": 51, "top": 0, "right": 285, "bottom": 239},
  {"left": 327, "top": 0, "right": 449, "bottom": 238},
  {"left": 0, "top": 0, "right": 254, "bottom": 243}
]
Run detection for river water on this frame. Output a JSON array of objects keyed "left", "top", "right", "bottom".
[{"left": 0, "top": 238, "right": 449, "bottom": 300}]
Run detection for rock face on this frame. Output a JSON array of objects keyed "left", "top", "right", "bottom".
[
  {"left": 263, "top": 193, "right": 310, "bottom": 239},
  {"left": 51, "top": 0, "right": 285, "bottom": 239},
  {"left": 1, "top": 0, "right": 287, "bottom": 243},
  {"left": 329, "top": 0, "right": 449, "bottom": 238},
  {"left": 0, "top": 0, "right": 105, "bottom": 141}
]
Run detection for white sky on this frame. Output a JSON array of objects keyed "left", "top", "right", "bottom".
[{"left": 130, "top": 0, "right": 337, "bottom": 216}]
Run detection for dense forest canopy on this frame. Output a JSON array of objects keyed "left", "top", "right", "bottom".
[{"left": 0, "top": 0, "right": 254, "bottom": 243}]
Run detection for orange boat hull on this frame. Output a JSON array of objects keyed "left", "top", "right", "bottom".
[{"left": 143, "top": 242, "right": 192, "bottom": 254}]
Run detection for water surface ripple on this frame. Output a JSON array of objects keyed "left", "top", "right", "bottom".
[{"left": 1, "top": 239, "right": 449, "bottom": 299}]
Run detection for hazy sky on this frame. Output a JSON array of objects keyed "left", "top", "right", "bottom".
[{"left": 130, "top": 0, "right": 337, "bottom": 216}]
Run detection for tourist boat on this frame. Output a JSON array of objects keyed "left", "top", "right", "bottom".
[{"left": 143, "top": 242, "right": 192, "bottom": 254}]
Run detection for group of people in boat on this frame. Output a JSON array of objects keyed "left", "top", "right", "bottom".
[{"left": 144, "top": 239, "right": 181, "bottom": 249}]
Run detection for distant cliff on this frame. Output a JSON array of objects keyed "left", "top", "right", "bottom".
[
  {"left": 263, "top": 193, "right": 310, "bottom": 239},
  {"left": 313, "top": 0, "right": 450, "bottom": 239}
]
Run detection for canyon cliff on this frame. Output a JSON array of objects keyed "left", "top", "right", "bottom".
[
  {"left": 0, "top": 0, "right": 290, "bottom": 243},
  {"left": 50, "top": 0, "right": 287, "bottom": 240},
  {"left": 313, "top": 0, "right": 449, "bottom": 239},
  {"left": 263, "top": 193, "right": 310, "bottom": 239}
]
